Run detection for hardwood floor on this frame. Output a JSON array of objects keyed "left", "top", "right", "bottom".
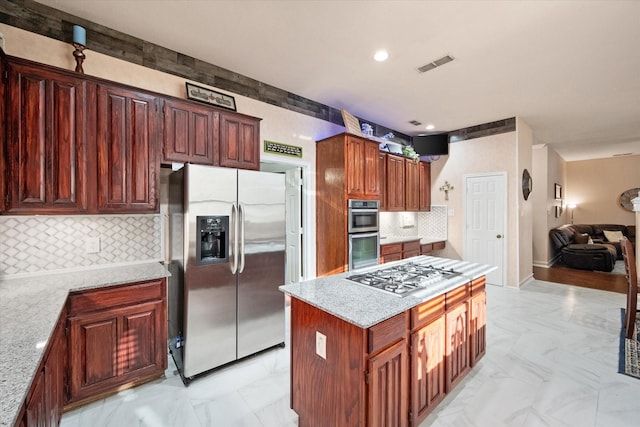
[{"left": 533, "top": 263, "right": 627, "bottom": 294}]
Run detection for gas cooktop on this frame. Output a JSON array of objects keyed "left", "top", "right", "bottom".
[{"left": 346, "top": 262, "right": 462, "bottom": 297}]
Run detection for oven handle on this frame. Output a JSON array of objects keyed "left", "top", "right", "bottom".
[{"left": 348, "top": 208, "right": 379, "bottom": 214}]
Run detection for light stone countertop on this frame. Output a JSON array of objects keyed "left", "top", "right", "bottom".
[
  {"left": 279, "top": 255, "right": 495, "bottom": 329},
  {"left": 380, "top": 235, "right": 446, "bottom": 245},
  {"left": 0, "top": 262, "right": 171, "bottom": 427}
]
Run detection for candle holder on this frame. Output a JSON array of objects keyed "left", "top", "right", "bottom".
[{"left": 72, "top": 42, "right": 86, "bottom": 73}]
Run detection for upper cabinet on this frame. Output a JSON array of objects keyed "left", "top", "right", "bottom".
[
  {"left": 405, "top": 159, "right": 419, "bottom": 211},
  {"left": 346, "top": 135, "right": 380, "bottom": 199},
  {"left": 96, "top": 84, "right": 159, "bottom": 212},
  {"left": 385, "top": 154, "right": 405, "bottom": 211},
  {"left": 4, "top": 60, "right": 90, "bottom": 214},
  {"left": 162, "top": 98, "right": 219, "bottom": 166},
  {"left": 219, "top": 111, "right": 260, "bottom": 170},
  {"left": 419, "top": 161, "right": 431, "bottom": 211}
]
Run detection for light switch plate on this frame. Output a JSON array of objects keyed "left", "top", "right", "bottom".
[
  {"left": 85, "top": 237, "right": 101, "bottom": 253},
  {"left": 315, "top": 331, "right": 326, "bottom": 359}
]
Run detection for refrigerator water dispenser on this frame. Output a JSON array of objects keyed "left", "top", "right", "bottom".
[{"left": 196, "top": 216, "right": 228, "bottom": 265}]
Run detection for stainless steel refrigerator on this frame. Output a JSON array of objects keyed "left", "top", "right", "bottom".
[{"left": 167, "top": 163, "right": 285, "bottom": 383}]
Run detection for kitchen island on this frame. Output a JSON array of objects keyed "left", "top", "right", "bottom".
[{"left": 280, "top": 256, "right": 495, "bottom": 427}]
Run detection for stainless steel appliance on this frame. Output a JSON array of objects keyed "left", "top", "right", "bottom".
[
  {"left": 347, "top": 199, "right": 380, "bottom": 271},
  {"left": 167, "top": 163, "right": 285, "bottom": 383},
  {"left": 347, "top": 261, "right": 462, "bottom": 297}
]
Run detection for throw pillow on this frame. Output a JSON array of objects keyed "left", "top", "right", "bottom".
[
  {"left": 603, "top": 230, "right": 624, "bottom": 242},
  {"left": 574, "top": 232, "right": 590, "bottom": 244}
]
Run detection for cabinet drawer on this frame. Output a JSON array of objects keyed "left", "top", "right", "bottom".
[
  {"left": 380, "top": 253, "right": 402, "bottom": 264},
  {"left": 471, "top": 276, "right": 486, "bottom": 294},
  {"left": 68, "top": 279, "right": 165, "bottom": 316},
  {"left": 403, "top": 249, "right": 420, "bottom": 259},
  {"left": 445, "top": 283, "right": 470, "bottom": 310},
  {"left": 402, "top": 240, "right": 420, "bottom": 252},
  {"left": 380, "top": 243, "right": 402, "bottom": 256},
  {"left": 420, "top": 243, "right": 433, "bottom": 254},
  {"left": 433, "top": 241, "right": 446, "bottom": 250},
  {"left": 368, "top": 312, "right": 407, "bottom": 354},
  {"left": 410, "top": 294, "right": 445, "bottom": 331}
]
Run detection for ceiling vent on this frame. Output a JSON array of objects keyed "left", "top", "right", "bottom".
[
  {"left": 409, "top": 120, "right": 422, "bottom": 126},
  {"left": 417, "top": 55, "right": 455, "bottom": 73}
]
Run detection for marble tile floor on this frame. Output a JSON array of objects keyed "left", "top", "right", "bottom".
[{"left": 60, "top": 280, "right": 640, "bottom": 427}]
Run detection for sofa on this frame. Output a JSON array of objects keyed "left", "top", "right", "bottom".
[{"left": 549, "top": 224, "right": 636, "bottom": 272}]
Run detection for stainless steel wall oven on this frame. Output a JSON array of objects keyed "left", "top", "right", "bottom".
[{"left": 347, "top": 200, "right": 380, "bottom": 271}]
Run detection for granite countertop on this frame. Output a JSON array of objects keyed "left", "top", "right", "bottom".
[
  {"left": 0, "top": 262, "right": 171, "bottom": 427},
  {"left": 380, "top": 236, "right": 446, "bottom": 245},
  {"left": 279, "top": 255, "right": 495, "bottom": 329}
]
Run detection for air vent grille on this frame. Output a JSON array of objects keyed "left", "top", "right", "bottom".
[
  {"left": 409, "top": 120, "right": 422, "bottom": 126},
  {"left": 417, "top": 55, "right": 455, "bottom": 73}
]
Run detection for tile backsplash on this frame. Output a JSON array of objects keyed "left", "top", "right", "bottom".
[
  {"left": 380, "top": 205, "right": 447, "bottom": 239},
  {"left": 0, "top": 215, "right": 161, "bottom": 277}
]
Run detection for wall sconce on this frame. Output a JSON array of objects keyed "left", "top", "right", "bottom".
[
  {"left": 439, "top": 181, "right": 454, "bottom": 201},
  {"left": 568, "top": 204, "right": 577, "bottom": 224},
  {"left": 72, "top": 25, "right": 86, "bottom": 73}
]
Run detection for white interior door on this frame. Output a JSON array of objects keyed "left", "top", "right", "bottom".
[
  {"left": 285, "top": 167, "right": 303, "bottom": 284},
  {"left": 464, "top": 173, "right": 506, "bottom": 286}
]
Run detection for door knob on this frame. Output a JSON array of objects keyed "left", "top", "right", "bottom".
[{"left": 496, "top": 234, "right": 502, "bottom": 239}]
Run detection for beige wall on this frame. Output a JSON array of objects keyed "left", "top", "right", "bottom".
[
  {"left": 566, "top": 155, "right": 639, "bottom": 225},
  {"left": 430, "top": 131, "right": 520, "bottom": 287},
  {"left": 516, "top": 118, "right": 534, "bottom": 285}
]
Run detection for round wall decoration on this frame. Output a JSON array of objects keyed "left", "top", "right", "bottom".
[
  {"left": 618, "top": 188, "right": 639, "bottom": 211},
  {"left": 522, "top": 169, "right": 532, "bottom": 200}
]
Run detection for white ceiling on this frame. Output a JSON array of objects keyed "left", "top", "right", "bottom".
[{"left": 37, "top": 0, "right": 640, "bottom": 161}]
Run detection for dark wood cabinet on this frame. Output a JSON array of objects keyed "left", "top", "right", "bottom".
[
  {"left": 380, "top": 240, "right": 421, "bottom": 264},
  {"left": 445, "top": 299, "right": 470, "bottom": 392},
  {"left": 96, "top": 84, "right": 159, "bottom": 212},
  {"left": 367, "top": 339, "right": 408, "bottom": 427},
  {"left": 405, "top": 159, "right": 419, "bottom": 211},
  {"left": 470, "top": 277, "right": 487, "bottom": 366},
  {"left": 385, "top": 154, "right": 405, "bottom": 211},
  {"left": 219, "top": 111, "right": 260, "bottom": 170},
  {"left": 345, "top": 135, "right": 380, "bottom": 199},
  {"left": 66, "top": 279, "right": 167, "bottom": 408},
  {"left": 162, "top": 98, "right": 219, "bottom": 165},
  {"left": 420, "top": 241, "right": 446, "bottom": 255},
  {"left": 20, "top": 315, "right": 66, "bottom": 427},
  {"left": 5, "top": 60, "right": 89, "bottom": 214},
  {"left": 418, "top": 161, "right": 431, "bottom": 211},
  {"left": 410, "top": 316, "right": 445, "bottom": 424},
  {"left": 379, "top": 152, "right": 387, "bottom": 210}
]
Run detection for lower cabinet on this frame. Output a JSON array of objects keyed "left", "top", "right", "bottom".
[
  {"left": 410, "top": 316, "right": 445, "bottom": 423},
  {"left": 444, "top": 301, "right": 470, "bottom": 392},
  {"left": 470, "top": 278, "right": 487, "bottom": 366},
  {"left": 19, "top": 315, "right": 66, "bottom": 427},
  {"left": 66, "top": 279, "right": 167, "bottom": 408},
  {"left": 367, "top": 340, "right": 408, "bottom": 427}
]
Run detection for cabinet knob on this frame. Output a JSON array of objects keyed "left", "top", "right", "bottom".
[{"left": 496, "top": 234, "right": 502, "bottom": 239}]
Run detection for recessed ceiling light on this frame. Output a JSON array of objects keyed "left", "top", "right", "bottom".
[
  {"left": 374, "top": 50, "right": 389, "bottom": 62},
  {"left": 426, "top": 124, "right": 435, "bottom": 130}
]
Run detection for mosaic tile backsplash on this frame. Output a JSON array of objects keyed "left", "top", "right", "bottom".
[
  {"left": 380, "top": 205, "right": 447, "bottom": 239},
  {"left": 0, "top": 215, "right": 161, "bottom": 277}
]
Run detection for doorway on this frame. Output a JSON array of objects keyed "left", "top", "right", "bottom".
[
  {"left": 464, "top": 173, "right": 507, "bottom": 286},
  {"left": 260, "top": 160, "right": 309, "bottom": 284}
]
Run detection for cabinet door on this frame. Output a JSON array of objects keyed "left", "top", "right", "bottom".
[
  {"left": 445, "top": 302, "right": 470, "bottom": 391},
  {"left": 44, "top": 320, "right": 66, "bottom": 426},
  {"left": 119, "top": 300, "right": 166, "bottom": 377},
  {"left": 386, "top": 155, "right": 405, "bottom": 211},
  {"left": 411, "top": 317, "right": 445, "bottom": 423},
  {"left": 379, "top": 152, "right": 387, "bottom": 210},
  {"left": 97, "top": 84, "right": 159, "bottom": 212},
  {"left": 219, "top": 112, "right": 260, "bottom": 170},
  {"left": 163, "top": 98, "right": 218, "bottom": 165},
  {"left": 404, "top": 159, "right": 419, "bottom": 211},
  {"left": 346, "top": 136, "right": 365, "bottom": 197},
  {"left": 68, "top": 311, "right": 118, "bottom": 401},
  {"left": 418, "top": 161, "right": 431, "bottom": 211},
  {"left": 25, "top": 368, "right": 46, "bottom": 427},
  {"left": 6, "top": 62, "right": 88, "bottom": 213},
  {"left": 367, "top": 340, "right": 408, "bottom": 427},
  {"left": 470, "top": 290, "right": 487, "bottom": 366},
  {"left": 364, "top": 140, "right": 380, "bottom": 198}
]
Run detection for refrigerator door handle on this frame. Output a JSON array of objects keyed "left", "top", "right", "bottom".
[
  {"left": 239, "top": 202, "right": 246, "bottom": 273},
  {"left": 231, "top": 202, "right": 238, "bottom": 274}
]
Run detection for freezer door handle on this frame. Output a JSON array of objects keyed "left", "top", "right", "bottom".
[
  {"left": 231, "top": 203, "right": 238, "bottom": 274},
  {"left": 239, "top": 203, "right": 246, "bottom": 273}
]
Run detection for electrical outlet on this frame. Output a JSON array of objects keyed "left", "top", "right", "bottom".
[
  {"left": 315, "top": 331, "right": 326, "bottom": 359},
  {"left": 85, "top": 237, "right": 101, "bottom": 253}
]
